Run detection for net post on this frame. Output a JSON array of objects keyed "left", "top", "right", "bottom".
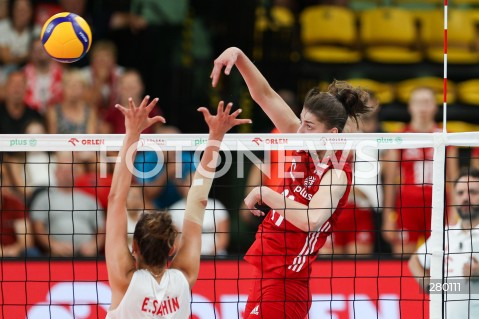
[{"left": 429, "top": 133, "right": 446, "bottom": 319}]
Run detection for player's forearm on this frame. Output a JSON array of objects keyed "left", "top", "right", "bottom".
[
  {"left": 183, "top": 132, "right": 222, "bottom": 225},
  {"left": 257, "top": 186, "right": 323, "bottom": 231},
  {"left": 408, "top": 255, "right": 430, "bottom": 293},
  {"left": 235, "top": 52, "right": 298, "bottom": 132},
  {"left": 235, "top": 51, "right": 273, "bottom": 104},
  {"left": 108, "top": 133, "right": 140, "bottom": 206},
  {"left": 382, "top": 183, "right": 397, "bottom": 211}
]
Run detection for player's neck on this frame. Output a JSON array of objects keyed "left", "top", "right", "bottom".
[
  {"left": 410, "top": 120, "right": 435, "bottom": 132},
  {"left": 461, "top": 217, "right": 479, "bottom": 230},
  {"left": 140, "top": 263, "right": 165, "bottom": 280}
]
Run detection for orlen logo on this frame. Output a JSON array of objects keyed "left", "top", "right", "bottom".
[
  {"left": 69, "top": 138, "right": 105, "bottom": 146},
  {"left": 265, "top": 138, "right": 288, "bottom": 145},
  {"left": 27, "top": 282, "right": 110, "bottom": 319},
  {"left": 68, "top": 138, "right": 79, "bottom": 146},
  {"left": 252, "top": 137, "right": 287, "bottom": 146},
  {"left": 252, "top": 137, "right": 263, "bottom": 145}
]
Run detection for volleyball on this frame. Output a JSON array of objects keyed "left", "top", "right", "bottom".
[{"left": 40, "top": 12, "right": 92, "bottom": 63}]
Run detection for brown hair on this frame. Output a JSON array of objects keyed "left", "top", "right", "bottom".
[
  {"left": 455, "top": 168, "right": 479, "bottom": 185},
  {"left": 133, "top": 211, "right": 178, "bottom": 268},
  {"left": 303, "top": 80, "right": 371, "bottom": 132}
]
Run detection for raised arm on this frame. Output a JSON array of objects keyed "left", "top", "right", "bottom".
[
  {"left": 210, "top": 47, "right": 299, "bottom": 133},
  {"left": 408, "top": 253, "right": 430, "bottom": 293},
  {"left": 106, "top": 96, "right": 165, "bottom": 304},
  {"left": 170, "top": 101, "right": 251, "bottom": 287},
  {"left": 381, "top": 149, "right": 400, "bottom": 244},
  {"left": 244, "top": 169, "right": 348, "bottom": 232}
]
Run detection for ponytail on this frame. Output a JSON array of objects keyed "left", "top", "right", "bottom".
[{"left": 303, "top": 80, "right": 373, "bottom": 132}]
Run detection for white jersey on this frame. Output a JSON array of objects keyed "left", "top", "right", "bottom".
[
  {"left": 106, "top": 269, "right": 191, "bottom": 319},
  {"left": 417, "top": 222, "right": 479, "bottom": 318}
]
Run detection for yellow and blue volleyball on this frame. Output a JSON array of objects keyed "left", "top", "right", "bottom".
[{"left": 40, "top": 12, "right": 92, "bottom": 63}]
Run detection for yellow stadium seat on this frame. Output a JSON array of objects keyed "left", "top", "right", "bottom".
[
  {"left": 382, "top": 121, "right": 407, "bottom": 133},
  {"left": 345, "top": 78, "right": 395, "bottom": 104},
  {"left": 299, "top": 5, "right": 361, "bottom": 63},
  {"left": 420, "top": 9, "right": 479, "bottom": 64},
  {"left": 443, "top": 121, "right": 479, "bottom": 133},
  {"left": 396, "top": 77, "right": 456, "bottom": 104},
  {"left": 254, "top": 6, "right": 296, "bottom": 61},
  {"left": 359, "top": 8, "right": 422, "bottom": 63},
  {"left": 468, "top": 9, "right": 479, "bottom": 23},
  {"left": 255, "top": 6, "right": 295, "bottom": 32},
  {"left": 457, "top": 79, "right": 479, "bottom": 105}
]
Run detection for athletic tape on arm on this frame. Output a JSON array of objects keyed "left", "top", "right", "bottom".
[{"left": 184, "top": 171, "right": 214, "bottom": 225}]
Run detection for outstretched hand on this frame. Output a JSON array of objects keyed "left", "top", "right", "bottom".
[
  {"left": 210, "top": 47, "right": 242, "bottom": 87},
  {"left": 197, "top": 101, "right": 251, "bottom": 139},
  {"left": 115, "top": 96, "right": 166, "bottom": 135}
]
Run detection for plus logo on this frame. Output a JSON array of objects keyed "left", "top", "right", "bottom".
[
  {"left": 252, "top": 137, "right": 263, "bottom": 145},
  {"left": 68, "top": 138, "right": 79, "bottom": 146}
]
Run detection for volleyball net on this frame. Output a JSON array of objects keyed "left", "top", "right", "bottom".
[{"left": 0, "top": 132, "right": 478, "bottom": 319}]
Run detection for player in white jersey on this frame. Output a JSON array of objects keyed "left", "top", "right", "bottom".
[
  {"left": 105, "top": 96, "right": 250, "bottom": 318},
  {"left": 409, "top": 169, "right": 479, "bottom": 318}
]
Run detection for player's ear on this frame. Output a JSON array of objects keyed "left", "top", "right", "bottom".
[
  {"left": 168, "top": 244, "right": 177, "bottom": 257},
  {"left": 132, "top": 240, "right": 139, "bottom": 255},
  {"left": 329, "top": 127, "right": 339, "bottom": 133}
]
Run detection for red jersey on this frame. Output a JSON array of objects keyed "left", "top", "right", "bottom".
[
  {"left": 399, "top": 125, "right": 439, "bottom": 189},
  {"left": 244, "top": 150, "right": 352, "bottom": 279},
  {"left": 75, "top": 172, "right": 112, "bottom": 211},
  {"left": 262, "top": 128, "right": 293, "bottom": 192},
  {"left": 472, "top": 147, "right": 479, "bottom": 159},
  {"left": 0, "top": 194, "right": 26, "bottom": 246}
]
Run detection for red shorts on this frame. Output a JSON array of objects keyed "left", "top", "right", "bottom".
[
  {"left": 244, "top": 273, "right": 311, "bottom": 319},
  {"left": 325, "top": 203, "right": 375, "bottom": 248},
  {"left": 395, "top": 186, "right": 432, "bottom": 244}
]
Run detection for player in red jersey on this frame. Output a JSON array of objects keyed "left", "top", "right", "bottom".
[
  {"left": 211, "top": 47, "right": 373, "bottom": 319},
  {"left": 382, "top": 87, "right": 459, "bottom": 255},
  {"left": 471, "top": 147, "right": 479, "bottom": 170}
]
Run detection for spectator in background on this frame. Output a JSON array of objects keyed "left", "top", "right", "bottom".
[
  {"left": 81, "top": 40, "right": 124, "bottom": 112},
  {"left": 23, "top": 39, "right": 63, "bottom": 114},
  {"left": 134, "top": 125, "right": 195, "bottom": 210},
  {"left": 3, "top": 118, "right": 56, "bottom": 203},
  {"left": 128, "top": 0, "right": 189, "bottom": 121},
  {"left": 74, "top": 151, "right": 112, "bottom": 212},
  {"left": 58, "top": 0, "right": 87, "bottom": 16},
  {"left": 382, "top": 87, "right": 459, "bottom": 255},
  {"left": 0, "top": 71, "right": 42, "bottom": 134},
  {"left": 0, "top": 0, "right": 8, "bottom": 21},
  {"left": 471, "top": 148, "right": 479, "bottom": 171},
  {"left": 169, "top": 197, "right": 230, "bottom": 256},
  {"left": 0, "top": 0, "right": 37, "bottom": 70},
  {"left": 101, "top": 69, "right": 161, "bottom": 134},
  {"left": 0, "top": 189, "right": 40, "bottom": 257},
  {"left": 45, "top": 69, "right": 97, "bottom": 134},
  {"left": 409, "top": 169, "right": 479, "bottom": 318},
  {"left": 30, "top": 151, "right": 105, "bottom": 257}
]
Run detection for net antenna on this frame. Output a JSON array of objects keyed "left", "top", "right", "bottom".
[{"left": 428, "top": 2, "right": 449, "bottom": 318}]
